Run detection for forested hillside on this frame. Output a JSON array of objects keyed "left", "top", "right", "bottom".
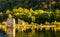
[{"left": 0, "top": 0, "right": 60, "bottom": 12}]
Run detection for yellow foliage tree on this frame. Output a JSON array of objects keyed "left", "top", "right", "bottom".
[
  {"left": 14, "top": 12, "right": 20, "bottom": 16},
  {"left": 6, "top": 9, "right": 11, "bottom": 14},
  {"left": 18, "top": 7, "right": 23, "bottom": 12},
  {"left": 30, "top": 8, "right": 34, "bottom": 12},
  {"left": 8, "top": 14, "right": 13, "bottom": 18},
  {"left": 0, "top": 12, "right": 3, "bottom": 15},
  {"left": 12, "top": 8, "right": 18, "bottom": 12},
  {"left": 2, "top": 21, "right": 7, "bottom": 25}
]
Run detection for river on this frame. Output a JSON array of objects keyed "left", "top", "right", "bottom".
[
  {"left": 0, "top": 30, "right": 60, "bottom": 37},
  {"left": 15, "top": 30, "right": 60, "bottom": 37}
]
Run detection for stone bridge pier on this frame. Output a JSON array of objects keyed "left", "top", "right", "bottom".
[{"left": 7, "top": 18, "right": 15, "bottom": 37}]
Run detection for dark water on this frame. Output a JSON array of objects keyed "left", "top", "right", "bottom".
[
  {"left": 0, "top": 30, "right": 60, "bottom": 37},
  {"left": 0, "top": 29, "right": 7, "bottom": 37},
  {"left": 16, "top": 30, "right": 60, "bottom": 37},
  {"left": 0, "top": 34, "right": 6, "bottom": 37}
]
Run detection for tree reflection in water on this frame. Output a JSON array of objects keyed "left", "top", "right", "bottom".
[
  {"left": 16, "top": 29, "right": 60, "bottom": 37},
  {"left": 0, "top": 29, "right": 60, "bottom": 37}
]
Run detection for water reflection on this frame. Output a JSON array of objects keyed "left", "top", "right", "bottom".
[
  {"left": 0, "top": 30, "right": 60, "bottom": 37},
  {"left": 16, "top": 30, "right": 60, "bottom": 37}
]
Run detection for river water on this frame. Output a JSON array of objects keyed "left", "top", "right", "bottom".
[
  {"left": 0, "top": 34, "right": 6, "bottom": 37},
  {"left": 0, "top": 30, "right": 60, "bottom": 37},
  {"left": 16, "top": 30, "right": 60, "bottom": 37}
]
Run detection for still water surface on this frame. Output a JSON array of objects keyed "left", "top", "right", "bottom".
[
  {"left": 0, "top": 34, "right": 6, "bottom": 37},
  {"left": 0, "top": 31, "right": 60, "bottom": 37},
  {"left": 16, "top": 30, "right": 60, "bottom": 37}
]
